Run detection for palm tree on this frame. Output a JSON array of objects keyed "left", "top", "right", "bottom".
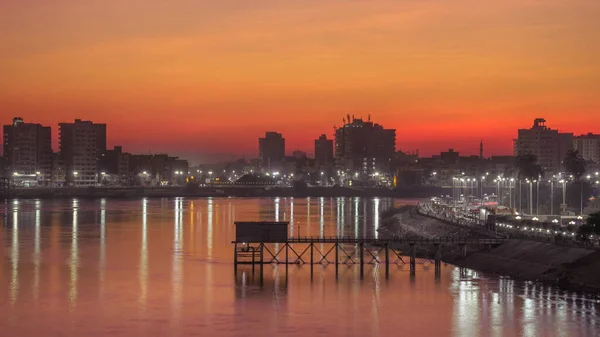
[
  {"left": 515, "top": 154, "right": 544, "bottom": 181},
  {"left": 515, "top": 154, "right": 543, "bottom": 215},
  {"left": 563, "top": 149, "right": 586, "bottom": 180},
  {"left": 563, "top": 149, "right": 587, "bottom": 214}
]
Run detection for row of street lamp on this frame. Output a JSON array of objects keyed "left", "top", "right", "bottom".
[{"left": 451, "top": 171, "right": 599, "bottom": 215}]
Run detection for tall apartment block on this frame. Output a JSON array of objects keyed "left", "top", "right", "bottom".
[
  {"left": 334, "top": 116, "right": 396, "bottom": 175},
  {"left": 59, "top": 119, "right": 106, "bottom": 186},
  {"left": 258, "top": 132, "right": 285, "bottom": 172},
  {"left": 514, "top": 118, "right": 573, "bottom": 174},
  {"left": 3, "top": 117, "right": 52, "bottom": 186}
]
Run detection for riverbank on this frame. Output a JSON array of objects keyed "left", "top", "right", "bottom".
[
  {"left": 5, "top": 185, "right": 447, "bottom": 199},
  {"left": 380, "top": 205, "right": 600, "bottom": 293}
]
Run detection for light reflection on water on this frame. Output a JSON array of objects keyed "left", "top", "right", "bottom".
[{"left": 0, "top": 197, "right": 599, "bottom": 337}]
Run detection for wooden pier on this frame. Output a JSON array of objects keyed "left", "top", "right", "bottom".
[{"left": 232, "top": 222, "right": 506, "bottom": 282}]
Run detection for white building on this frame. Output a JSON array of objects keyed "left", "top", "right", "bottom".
[
  {"left": 514, "top": 118, "right": 573, "bottom": 174},
  {"left": 573, "top": 133, "right": 600, "bottom": 164}
]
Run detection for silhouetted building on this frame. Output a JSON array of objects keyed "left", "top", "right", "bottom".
[
  {"left": 59, "top": 119, "right": 107, "bottom": 186},
  {"left": 129, "top": 154, "right": 188, "bottom": 186},
  {"left": 98, "top": 146, "right": 130, "bottom": 185},
  {"left": 396, "top": 167, "right": 425, "bottom": 187},
  {"left": 314, "top": 134, "right": 334, "bottom": 168},
  {"left": 258, "top": 132, "right": 285, "bottom": 172},
  {"left": 3, "top": 117, "right": 52, "bottom": 186},
  {"left": 514, "top": 118, "right": 573, "bottom": 174},
  {"left": 292, "top": 150, "right": 307, "bottom": 159},
  {"left": 334, "top": 116, "right": 396, "bottom": 176},
  {"left": 440, "top": 149, "right": 460, "bottom": 166},
  {"left": 0, "top": 156, "right": 5, "bottom": 178},
  {"left": 573, "top": 133, "right": 600, "bottom": 164}
]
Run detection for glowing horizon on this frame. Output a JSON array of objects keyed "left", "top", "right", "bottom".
[{"left": 1, "top": 0, "right": 599, "bottom": 163}]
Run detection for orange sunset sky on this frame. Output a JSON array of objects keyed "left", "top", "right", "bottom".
[{"left": 1, "top": 0, "right": 599, "bottom": 163}]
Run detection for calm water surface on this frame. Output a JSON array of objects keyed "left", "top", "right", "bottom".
[{"left": 1, "top": 197, "right": 599, "bottom": 336}]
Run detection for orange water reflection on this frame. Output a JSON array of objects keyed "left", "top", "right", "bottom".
[{"left": 0, "top": 197, "right": 598, "bottom": 336}]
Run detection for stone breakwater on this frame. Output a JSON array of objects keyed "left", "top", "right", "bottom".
[{"left": 380, "top": 206, "right": 600, "bottom": 293}]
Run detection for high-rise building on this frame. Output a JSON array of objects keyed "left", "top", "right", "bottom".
[
  {"left": 314, "top": 134, "right": 334, "bottom": 168},
  {"left": 573, "top": 133, "right": 600, "bottom": 164},
  {"left": 3, "top": 117, "right": 52, "bottom": 186},
  {"left": 514, "top": 118, "right": 573, "bottom": 174},
  {"left": 334, "top": 116, "right": 396, "bottom": 176},
  {"left": 258, "top": 132, "right": 285, "bottom": 172},
  {"left": 59, "top": 119, "right": 107, "bottom": 186}
]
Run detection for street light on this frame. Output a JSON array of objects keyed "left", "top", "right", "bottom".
[
  {"left": 549, "top": 177, "right": 554, "bottom": 215},
  {"left": 510, "top": 178, "right": 515, "bottom": 209},
  {"left": 526, "top": 179, "right": 533, "bottom": 215},
  {"left": 480, "top": 176, "right": 485, "bottom": 198},
  {"left": 559, "top": 179, "right": 566, "bottom": 214},
  {"left": 535, "top": 178, "right": 540, "bottom": 216}
]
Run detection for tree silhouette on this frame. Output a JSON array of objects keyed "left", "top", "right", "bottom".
[
  {"left": 515, "top": 154, "right": 543, "bottom": 180},
  {"left": 563, "top": 149, "right": 586, "bottom": 180},
  {"left": 578, "top": 211, "right": 600, "bottom": 236}
]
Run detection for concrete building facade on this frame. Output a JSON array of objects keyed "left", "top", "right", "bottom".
[
  {"left": 258, "top": 132, "right": 285, "bottom": 173},
  {"left": 59, "top": 119, "right": 107, "bottom": 187},
  {"left": 573, "top": 133, "right": 600, "bottom": 164},
  {"left": 314, "top": 134, "right": 334, "bottom": 169},
  {"left": 3, "top": 117, "right": 52, "bottom": 186},
  {"left": 514, "top": 118, "right": 573, "bottom": 174},
  {"left": 334, "top": 117, "right": 396, "bottom": 177}
]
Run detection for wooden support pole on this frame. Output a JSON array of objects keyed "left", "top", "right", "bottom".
[
  {"left": 335, "top": 242, "right": 339, "bottom": 280},
  {"left": 461, "top": 244, "right": 467, "bottom": 258},
  {"left": 285, "top": 243, "right": 289, "bottom": 274},
  {"left": 385, "top": 243, "right": 390, "bottom": 279},
  {"left": 310, "top": 241, "right": 314, "bottom": 280},
  {"left": 360, "top": 242, "right": 364, "bottom": 279},
  {"left": 434, "top": 244, "right": 441, "bottom": 279},
  {"left": 251, "top": 246, "right": 255, "bottom": 272},
  {"left": 260, "top": 243, "right": 264, "bottom": 285},
  {"left": 410, "top": 244, "right": 416, "bottom": 276},
  {"left": 234, "top": 242, "right": 238, "bottom": 277}
]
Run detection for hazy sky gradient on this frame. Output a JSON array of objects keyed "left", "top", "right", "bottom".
[{"left": 1, "top": 0, "right": 599, "bottom": 162}]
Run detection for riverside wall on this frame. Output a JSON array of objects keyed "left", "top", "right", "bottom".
[{"left": 380, "top": 206, "right": 600, "bottom": 293}]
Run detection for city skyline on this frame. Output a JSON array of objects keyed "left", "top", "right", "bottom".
[
  {"left": 1, "top": 0, "right": 599, "bottom": 161},
  {"left": 1, "top": 115, "right": 599, "bottom": 165}
]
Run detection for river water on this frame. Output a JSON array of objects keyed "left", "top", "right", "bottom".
[{"left": 1, "top": 197, "right": 599, "bottom": 336}]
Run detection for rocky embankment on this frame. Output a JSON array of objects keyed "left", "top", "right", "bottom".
[
  {"left": 379, "top": 205, "right": 600, "bottom": 293},
  {"left": 378, "top": 206, "right": 490, "bottom": 240}
]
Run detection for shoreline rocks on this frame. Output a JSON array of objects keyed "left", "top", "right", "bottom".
[{"left": 380, "top": 205, "right": 600, "bottom": 294}]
